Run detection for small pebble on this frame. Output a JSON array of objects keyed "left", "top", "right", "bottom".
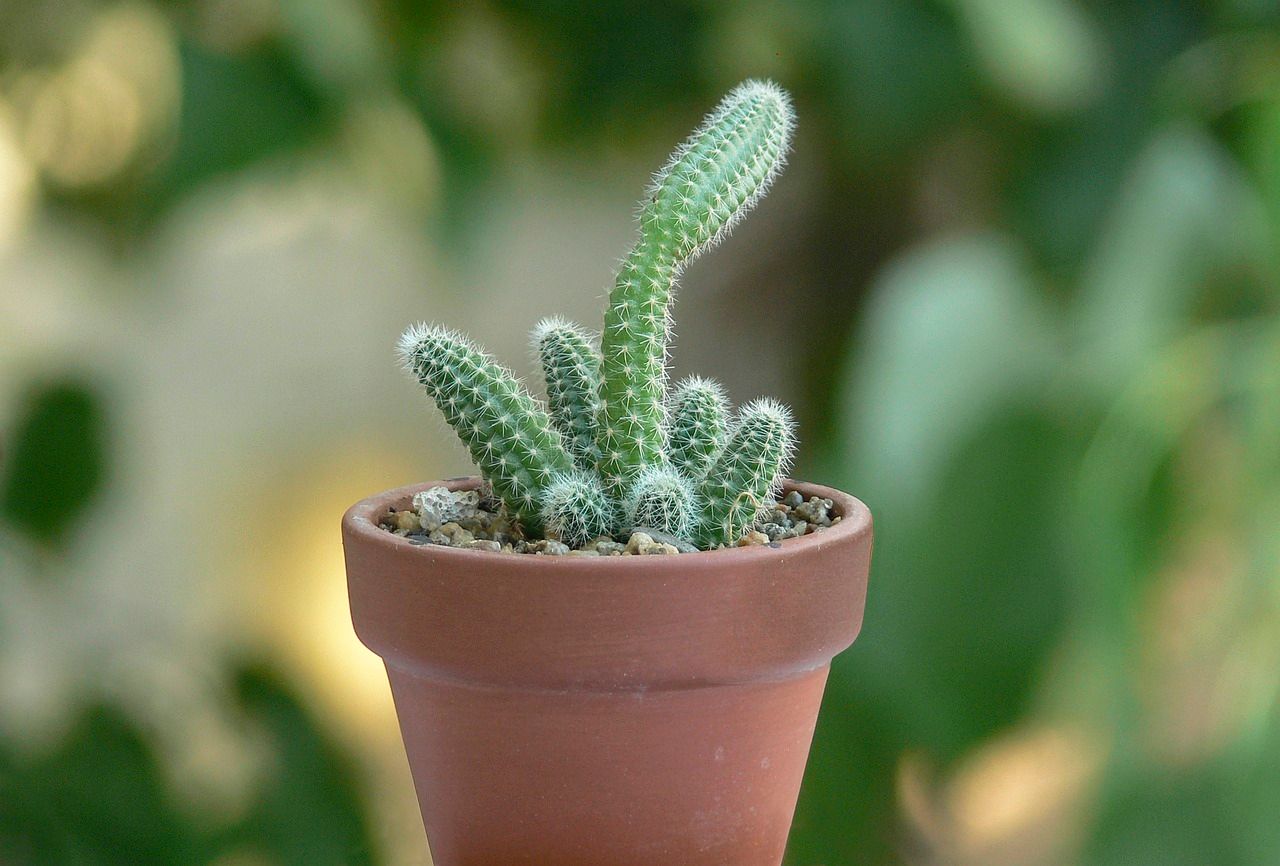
[
  {"left": 794, "top": 496, "right": 835, "bottom": 527},
  {"left": 622, "top": 532, "right": 678, "bottom": 555},
  {"left": 526, "top": 539, "right": 570, "bottom": 556},
  {"left": 632, "top": 527, "right": 699, "bottom": 553},
  {"left": 456, "top": 512, "right": 491, "bottom": 534},
  {"left": 465, "top": 539, "right": 503, "bottom": 553},
  {"left": 567, "top": 549, "right": 601, "bottom": 557},
  {"left": 783, "top": 490, "right": 804, "bottom": 508},
  {"left": 430, "top": 522, "right": 474, "bottom": 547},
  {"left": 766, "top": 508, "right": 794, "bottom": 529},
  {"left": 645, "top": 542, "right": 680, "bottom": 555},
  {"left": 394, "top": 510, "right": 421, "bottom": 533},
  {"left": 736, "top": 531, "right": 770, "bottom": 547},
  {"left": 413, "top": 486, "right": 457, "bottom": 531},
  {"left": 625, "top": 532, "right": 655, "bottom": 555}
]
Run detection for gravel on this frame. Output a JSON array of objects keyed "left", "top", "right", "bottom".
[{"left": 380, "top": 484, "right": 838, "bottom": 555}]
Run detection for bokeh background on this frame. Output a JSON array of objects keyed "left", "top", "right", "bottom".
[{"left": 2, "top": 1, "right": 1279, "bottom": 863}]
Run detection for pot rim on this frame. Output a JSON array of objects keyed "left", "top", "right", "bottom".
[
  {"left": 344, "top": 476, "right": 873, "bottom": 688},
  {"left": 343, "top": 476, "right": 870, "bottom": 568}
]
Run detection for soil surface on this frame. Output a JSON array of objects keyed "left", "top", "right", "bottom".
[{"left": 378, "top": 484, "right": 840, "bottom": 555}]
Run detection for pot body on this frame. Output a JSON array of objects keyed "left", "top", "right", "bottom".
[{"left": 343, "top": 478, "right": 872, "bottom": 866}]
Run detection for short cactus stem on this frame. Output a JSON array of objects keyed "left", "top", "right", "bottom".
[
  {"left": 625, "top": 464, "right": 698, "bottom": 540},
  {"left": 541, "top": 469, "right": 619, "bottom": 548},
  {"left": 398, "top": 324, "right": 574, "bottom": 532},
  {"left": 597, "top": 80, "right": 795, "bottom": 492},
  {"left": 666, "top": 376, "right": 729, "bottom": 479},
  {"left": 695, "top": 399, "right": 795, "bottom": 548},
  {"left": 532, "top": 317, "right": 602, "bottom": 471}
]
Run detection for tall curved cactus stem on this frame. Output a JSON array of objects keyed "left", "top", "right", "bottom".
[
  {"left": 399, "top": 324, "right": 574, "bottom": 532},
  {"left": 597, "top": 80, "right": 795, "bottom": 492},
  {"left": 695, "top": 399, "right": 795, "bottom": 548},
  {"left": 667, "top": 376, "right": 729, "bottom": 479},
  {"left": 533, "top": 318, "right": 602, "bottom": 471}
]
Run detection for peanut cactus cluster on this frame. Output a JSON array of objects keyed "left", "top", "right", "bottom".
[{"left": 399, "top": 80, "right": 797, "bottom": 550}]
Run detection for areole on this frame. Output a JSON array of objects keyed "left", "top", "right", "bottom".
[{"left": 344, "top": 476, "right": 872, "bottom": 866}]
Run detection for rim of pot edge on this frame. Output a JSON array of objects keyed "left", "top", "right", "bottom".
[{"left": 343, "top": 476, "right": 871, "bottom": 570}]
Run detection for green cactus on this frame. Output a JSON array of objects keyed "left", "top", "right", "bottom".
[
  {"left": 596, "top": 80, "right": 795, "bottom": 492},
  {"left": 541, "top": 469, "right": 618, "bottom": 548},
  {"left": 399, "top": 81, "right": 805, "bottom": 551},
  {"left": 694, "top": 399, "right": 796, "bottom": 548},
  {"left": 532, "top": 317, "right": 602, "bottom": 471},
  {"left": 624, "top": 464, "right": 698, "bottom": 538},
  {"left": 666, "top": 376, "right": 729, "bottom": 479},
  {"left": 398, "top": 324, "right": 574, "bottom": 532}
]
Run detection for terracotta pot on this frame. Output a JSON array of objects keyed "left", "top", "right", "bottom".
[{"left": 343, "top": 477, "right": 872, "bottom": 866}]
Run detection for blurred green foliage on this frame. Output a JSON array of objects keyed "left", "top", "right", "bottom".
[
  {"left": 2, "top": 0, "right": 1279, "bottom": 863},
  {"left": 0, "top": 384, "right": 379, "bottom": 864},
  {"left": 1, "top": 381, "right": 107, "bottom": 550},
  {"left": 0, "top": 666, "right": 376, "bottom": 866}
]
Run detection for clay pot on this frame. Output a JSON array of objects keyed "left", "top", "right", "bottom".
[{"left": 343, "top": 477, "right": 872, "bottom": 866}]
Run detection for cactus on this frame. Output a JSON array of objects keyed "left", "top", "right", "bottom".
[
  {"left": 596, "top": 80, "right": 795, "bottom": 492},
  {"left": 541, "top": 469, "right": 618, "bottom": 548},
  {"left": 399, "top": 80, "right": 804, "bottom": 551},
  {"left": 398, "top": 324, "right": 574, "bottom": 532},
  {"left": 625, "top": 464, "right": 699, "bottom": 538},
  {"left": 532, "top": 317, "right": 602, "bottom": 471},
  {"left": 666, "top": 376, "right": 729, "bottom": 479},
  {"left": 694, "top": 399, "right": 796, "bottom": 548}
]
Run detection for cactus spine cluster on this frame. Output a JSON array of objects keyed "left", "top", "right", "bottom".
[
  {"left": 398, "top": 325, "right": 574, "bottom": 534},
  {"left": 398, "top": 80, "right": 797, "bottom": 550},
  {"left": 693, "top": 399, "right": 795, "bottom": 549},
  {"left": 533, "top": 318, "right": 603, "bottom": 471},
  {"left": 666, "top": 377, "right": 730, "bottom": 480}
]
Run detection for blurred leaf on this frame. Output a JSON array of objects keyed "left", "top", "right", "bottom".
[
  {"left": 489, "top": 0, "right": 708, "bottom": 140},
  {"left": 277, "top": 0, "right": 391, "bottom": 92},
  {"left": 806, "top": 232, "right": 1074, "bottom": 865},
  {"left": 221, "top": 663, "right": 377, "bottom": 866},
  {"left": 1238, "top": 94, "right": 1280, "bottom": 261},
  {"left": 786, "top": 694, "right": 899, "bottom": 866},
  {"left": 829, "top": 232, "right": 1058, "bottom": 508},
  {"left": 860, "top": 407, "right": 1073, "bottom": 753},
  {"left": 1070, "top": 323, "right": 1280, "bottom": 799},
  {"left": 1231, "top": 718, "right": 1280, "bottom": 863},
  {"left": 795, "top": 405, "right": 1074, "bottom": 864},
  {"left": 1, "top": 380, "right": 107, "bottom": 550},
  {"left": 0, "top": 662, "right": 378, "bottom": 865},
  {"left": 0, "top": 706, "right": 206, "bottom": 864},
  {"left": 1085, "top": 771, "right": 1249, "bottom": 866},
  {"left": 818, "top": 0, "right": 972, "bottom": 161},
  {"left": 947, "top": 0, "right": 1106, "bottom": 113},
  {"left": 1075, "top": 125, "right": 1271, "bottom": 389},
  {"left": 146, "top": 39, "right": 330, "bottom": 217}
]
